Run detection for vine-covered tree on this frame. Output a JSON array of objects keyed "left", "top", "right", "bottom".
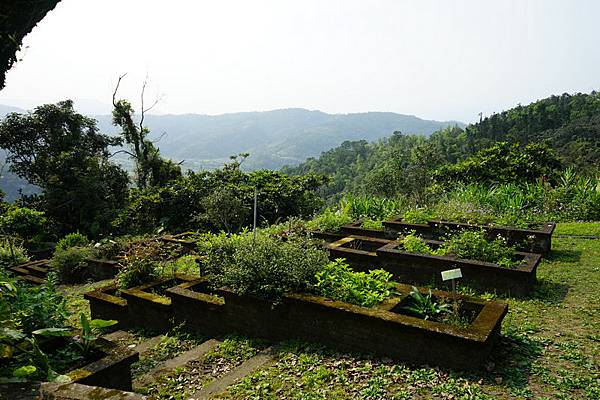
[
  {"left": 112, "top": 75, "right": 182, "bottom": 189},
  {"left": 0, "top": 100, "right": 129, "bottom": 236}
]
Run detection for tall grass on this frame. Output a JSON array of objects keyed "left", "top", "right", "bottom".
[{"left": 310, "top": 169, "right": 600, "bottom": 229}]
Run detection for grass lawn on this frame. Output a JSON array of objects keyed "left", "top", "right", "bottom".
[{"left": 214, "top": 228, "right": 600, "bottom": 400}]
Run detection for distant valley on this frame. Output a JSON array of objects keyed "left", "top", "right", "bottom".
[{"left": 0, "top": 104, "right": 463, "bottom": 200}]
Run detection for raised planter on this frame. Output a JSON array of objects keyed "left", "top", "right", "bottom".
[
  {"left": 168, "top": 279, "right": 508, "bottom": 370},
  {"left": 326, "top": 235, "right": 392, "bottom": 268},
  {"left": 85, "top": 276, "right": 197, "bottom": 332},
  {"left": 383, "top": 218, "right": 555, "bottom": 255},
  {"left": 339, "top": 221, "right": 387, "bottom": 239},
  {"left": 0, "top": 339, "right": 138, "bottom": 396},
  {"left": 158, "top": 232, "right": 198, "bottom": 253},
  {"left": 309, "top": 230, "right": 348, "bottom": 243},
  {"left": 326, "top": 235, "right": 542, "bottom": 297},
  {"left": 85, "top": 258, "right": 120, "bottom": 281},
  {"left": 64, "top": 338, "right": 138, "bottom": 391},
  {"left": 168, "top": 281, "right": 291, "bottom": 340},
  {"left": 376, "top": 239, "right": 542, "bottom": 297},
  {"left": 84, "top": 283, "right": 129, "bottom": 330}
]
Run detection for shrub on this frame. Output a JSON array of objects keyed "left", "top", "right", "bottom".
[
  {"left": 159, "top": 255, "right": 200, "bottom": 279},
  {"left": 49, "top": 246, "right": 94, "bottom": 283},
  {"left": 438, "top": 230, "right": 520, "bottom": 267},
  {"left": 0, "top": 206, "right": 46, "bottom": 241},
  {"left": 202, "top": 232, "right": 328, "bottom": 302},
  {"left": 398, "top": 233, "right": 435, "bottom": 255},
  {"left": 116, "top": 240, "right": 164, "bottom": 289},
  {"left": 55, "top": 232, "right": 89, "bottom": 252},
  {"left": 402, "top": 207, "right": 435, "bottom": 224},
  {"left": 360, "top": 219, "right": 383, "bottom": 230},
  {"left": 313, "top": 259, "right": 396, "bottom": 307},
  {"left": 306, "top": 208, "right": 352, "bottom": 232},
  {"left": 9, "top": 273, "right": 70, "bottom": 334},
  {"left": 0, "top": 237, "right": 29, "bottom": 268}
]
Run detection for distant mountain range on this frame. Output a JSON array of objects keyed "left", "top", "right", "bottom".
[{"left": 0, "top": 103, "right": 464, "bottom": 200}]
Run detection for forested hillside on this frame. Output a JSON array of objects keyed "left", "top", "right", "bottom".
[{"left": 284, "top": 92, "right": 600, "bottom": 199}]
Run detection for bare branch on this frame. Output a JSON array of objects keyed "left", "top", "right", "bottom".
[
  {"left": 108, "top": 149, "right": 136, "bottom": 159},
  {"left": 151, "top": 131, "right": 167, "bottom": 144},
  {"left": 112, "top": 73, "right": 128, "bottom": 107},
  {"left": 139, "top": 74, "right": 148, "bottom": 133}
]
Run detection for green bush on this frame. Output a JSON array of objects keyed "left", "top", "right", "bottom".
[
  {"left": 0, "top": 206, "right": 46, "bottom": 241},
  {"left": 402, "top": 207, "right": 435, "bottom": 224},
  {"left": 55, "top": 232, "right": 89, "bottom": 252},
  {"left": 313, "top": 259, "right": 396, "bottom": 307},
  {"left": 398, "top": 233, "right": 435, "bottom": 255},
  {"left": 0, "top": 237, "right": 29, "bottom": 268},
  {"left": 202, "top": 232, "right": 328, "bottom": 302},
  {"left": 306, "top": 208, "right": 352, "bottom": 232},
  {"left": 7, "top": 273, "right": 70, "bottom": 334},
  {"left": 438, "top": 230, "right": 520, "bottom": 267},
  {"left": 116, "top": 240, "right": 164, "bottom": 289},
  {"left": 159, "top": 255, "right": 200, "bottom": 279},
  {"left": 49, "top": 246, "right": 94, "bottom": 283}
]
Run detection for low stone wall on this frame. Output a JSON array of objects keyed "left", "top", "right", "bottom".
[
  {"left": 340, "top": 221, "right": 388, "bottom": 239},
  {"left": 67, "top": 338, "right": 138, "bottom": 391},
  {"left": 84, "top": 283, "right": 129, "bottom": 330},
  {"left": 168, "top": 280, "right": 508, "bottom": 370}
]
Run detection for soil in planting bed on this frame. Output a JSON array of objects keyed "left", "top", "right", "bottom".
[
  {"left": 390, "top": 294, "right": 485, "bottom": 328},
  {"left": 147, "top": 278, "right": 191, "bottom": 298},
  {"left": 136, "top": 336, "right": 267, "bottom": 399}
]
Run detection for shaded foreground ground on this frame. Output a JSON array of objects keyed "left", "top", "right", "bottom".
[{"left": 64, "top": 223, "right": 600, "bottom": 400}]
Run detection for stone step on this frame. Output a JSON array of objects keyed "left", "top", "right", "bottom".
[
  {"left": 25, "top": 264, "right": 48, "bottom": 278},
  {"left": 20, "top": 275, "right": 45, "bottom": 285},
  {"left": 134, "top": 338, "right": 222, "bottom": 389},
  {"left": 40, "top": 382, "right": 147, "bottom": 399},
  {"left": 189, "top": 347, "right": 276, "bottom": 400}
]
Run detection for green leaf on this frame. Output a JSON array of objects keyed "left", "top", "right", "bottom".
[
  {"left": 89, "top": 319, "right": 117, "bottom": 330},
  {"left": 32, "top": 327, "right": 72, "bottom": 337},
  {"left": 0, "top": 327, "right": 25, "bottom": 341},
  {"left": 12, "top": 365, "right": 36, "bottom": 378},
  {"left": 80, "top": 313, "right": 90, "bottom": 334}
]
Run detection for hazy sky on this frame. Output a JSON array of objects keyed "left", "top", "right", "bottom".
[{"left": 1, "top": 0, "right": 599, "bottom": 122}]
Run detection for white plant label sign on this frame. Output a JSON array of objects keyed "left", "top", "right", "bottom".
[{"left": 441, "top": 268, "right": 462, "bottom": 281}]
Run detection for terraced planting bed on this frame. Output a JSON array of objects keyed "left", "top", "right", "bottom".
[
  {"left": 327, "top": 234, "right": 542, "bottom": 297},
  {"left": 6, "top": 223, "right": 598, "bottom": 399},
  {"left": 384, "top": 218, "right": 556, "bottom": 255}
]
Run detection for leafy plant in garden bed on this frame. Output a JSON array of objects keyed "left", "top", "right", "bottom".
[
  {"left": 200, "top": 232, "right": 328, "bottom": 303},
  {"left": 0, "top": 270, "right": 119, "bottom": 384},
  {"left": 312, "top": 259, "right": 397, "bottom": 307},
  {"left": 398, "top": 230, "right": 522, "bottom": 268}
]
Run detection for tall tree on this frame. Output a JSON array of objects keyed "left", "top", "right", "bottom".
[
  {"left": 112, "top": 75, "right": 181, "bottom": 189},
  {"left": 0, "top": 100, "right": 129, "bottom": 236}
]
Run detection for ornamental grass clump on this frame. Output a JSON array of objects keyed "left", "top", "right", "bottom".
[
  {"left": 312, "top": 259, "right": 397, "bottom": 307},
  {"left": 201, "top": 232, "right": 328, "bottom": 303}
]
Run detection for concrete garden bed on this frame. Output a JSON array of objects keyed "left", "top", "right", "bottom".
[
  {"left": 85, "top": 258, "right": 121, "bottom": 281},
  {"left": 85, "top": 275, "right": 196, "bottom": 332},
  {"left": 168, "top": 279, "right": 508, "bottom": 370},
  {"left": 339, "top": 220, "right": 388, "bottom": 239},
  {"left": 64, "top": 338, "right": 138, "bottom": 391},
  {"left": 326, "top": 235, "right": 542, "bottom": 297},
  {"left": 383, "top": 218, "right": 555, "bottom": 255}
]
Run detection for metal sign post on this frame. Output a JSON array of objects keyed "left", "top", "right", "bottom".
[{"left": 253, "top": 186, "right": 258, "bottom": 245}]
